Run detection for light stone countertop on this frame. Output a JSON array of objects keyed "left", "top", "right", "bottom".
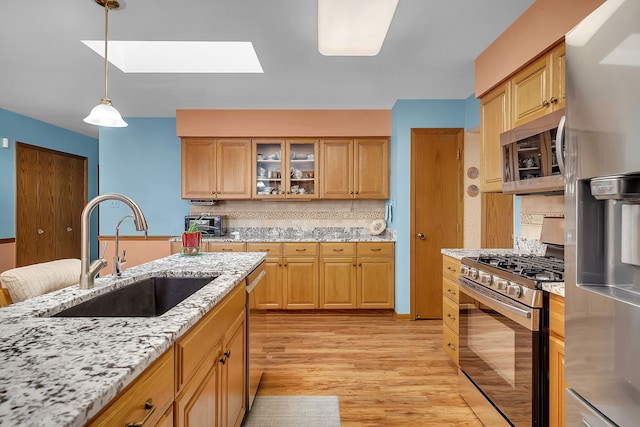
[
  {"left": 441, "top": 248, "right": 565, "bottom": 298},
  {"left": 171, "top": 226, "right": 396, "bottom": 243},
  {"left": 0, "top": 252, "right": 266, "bottom": 427}
]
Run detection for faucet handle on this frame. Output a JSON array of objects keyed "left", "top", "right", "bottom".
[{"left": 121, "top": 249, "right": 127, "bottom": 264}]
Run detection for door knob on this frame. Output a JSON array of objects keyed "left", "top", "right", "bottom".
[
  {"left": 37, "top": 229, "right": 44, "bottom": 235},
  {"left": 417, "top": 233, "right": 425, "bottom": 240},
  {"left": 67, "top": 227, "right": 73, "bottom": 232}
]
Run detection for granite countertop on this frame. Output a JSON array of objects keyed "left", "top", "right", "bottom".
[
  {"left": 0, "top": 252, "right": 266, "bottom": 427},
  {"left": 441, "top": 248, "right": 565, "bottom": 298},
  {"left": 170, "top": 227, "right": 396, "bottom": 243}
]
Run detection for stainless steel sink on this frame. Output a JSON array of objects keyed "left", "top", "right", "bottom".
[{"left": 53, "top": 276, "right": 218, "bottom": 317}]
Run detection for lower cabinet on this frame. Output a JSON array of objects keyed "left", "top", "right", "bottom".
[
  {"left": 441, "top": 255, "right": 462, "bottom": 366},
  {"left": 320, "top": 243, "right": 357, "bottom": 309},
  {"left": 86, "top": 280, "right": 249, "bottom": 427},
  {"left": 548, "top": 293, "right": 566, "bottom": 427},
  {"left": 247, "top": 242, "right": 283, "bottom": 309},
  {"left": 283, "top": 242, "right": 320, "bottom": 309}
]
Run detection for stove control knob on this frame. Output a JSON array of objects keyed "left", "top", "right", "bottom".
[
  {"left": 468, "top": 268, "right": 479, "bottom": 280},
  {"left": 507, "top": 283, "right": 522, "bottom": 298},
  {"left": 479, "top": 272, "right": 492, "bottom": 286},
  {"left": 496, "top": 279, "right": 509, "bottom": 292},
  {"left": 460, "top": 265, "right": 469, "bottom": 276}
]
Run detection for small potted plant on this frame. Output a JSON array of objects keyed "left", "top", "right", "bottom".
[{"left": 181, "top": 222, "right": 202, "bottom": 255}]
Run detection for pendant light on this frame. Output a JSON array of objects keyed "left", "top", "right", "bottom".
[{"left": 84, "top": 0, "right": 127, "bottom": 127}]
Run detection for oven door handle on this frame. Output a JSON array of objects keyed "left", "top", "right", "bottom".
[{"left": 458, "top": 280, "right": 539, "bottom": 331}]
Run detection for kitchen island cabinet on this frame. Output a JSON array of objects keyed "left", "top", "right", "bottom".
[
  {"left": 0, "top": 252, "right": 265, "bottom": 427},
  {"left": 548, "top": 292, "right": 565, "bottom": 427}
]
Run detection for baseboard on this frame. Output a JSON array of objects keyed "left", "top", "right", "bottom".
[{"left": 393, "top": 312, "right": 412, "bottom": 321}]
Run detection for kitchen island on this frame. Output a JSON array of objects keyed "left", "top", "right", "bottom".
[{"left": 0, "top": 252, "right": 265, "bottom": 427}]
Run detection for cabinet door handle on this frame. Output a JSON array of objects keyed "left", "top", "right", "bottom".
[
  {"left": 542, "top": 99, "right": 550, "bottom": 107},
  {"left": 447, "top": 288, "right": 457, "bottom": 295},
  {"left": 550, "top": 96, "right": 558, "bottom": 104},
  {"left": 125, "top": 399, "right": 156, "bottom": 427},
  {"left": 355, "top": 191, "right": 359, "bottom": 195},
  {"left": 220, "top": 355, "right": 227, "bottom": 365},
  {"left": 358, "top": 263, "right": 362, "bottom": 267},
  {"left": 224, "top": 350, "right": 231, "bottom": 358},
  {"left": 353, "top": 263, "right": 356, "bottom": 267},
  {"left": 447, "top": 343, "right": 457, "bottom": 351},
  {"left": 350, "top": 191, "right": 354, "bottom": 195},
  {"left": 284, "top": 263, "right": 288, "bottom": 267},
  {"left": 447, "top": 313, "right": 456, "bottom": 320},
  {"left": 447, "top": 266, "right": 456, "bottom": 273}
]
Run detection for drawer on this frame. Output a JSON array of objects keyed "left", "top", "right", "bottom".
[
  {"left": 87, "top": 349, "right": 174, "bottom": 427},
  {"left": 442, "top": 324, "right": 459, "bottom": 366},
  {"left": 442, "top": 296, "right": 459, "bottom": 334},
  {"left": 207, "top": 242, "right": 247, "bottom": 252},
  {"left": 282, "top": 242, "right": 319, "bottom": 257},
  {"left": 246, "top": 242, "right": 282, "bottom": 257},
  {"left": 357, "top": 242, "right": 394, "bottom": 258},
  {"left": 443, "top": 255, "right": 461, "bottom": 282},
  {"left": 320, "top": 242, "right": 357, "bottom": 257},
  {"left": 175, "top": 285, "right": 245, "bottom": 393},
  {"left": 442, "top": 277, "right": 459, "bottom": 304},
  {"left": 549, "top": 293, "right": 565, "bottom": 338}
]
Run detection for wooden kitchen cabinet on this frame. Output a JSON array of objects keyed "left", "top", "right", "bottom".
[
  {"left": 511, "top": 42, "right": 565, "bottom": 128},
  {"left": 221, "top": 311, "right": 246, "bottom": 427},
  {"left": 86, "top": 349, "right": 175, "bottom": 427},
  {"left": 548, "top": 292, "right": 566, "bottom": 427},
  {"left": 181, "top": 138, "right": 252, "bottom": 200},
  {"left": 480, "top": 81, "right": 511, "bottom": 193},
  {"left": 319, "top": 243, "right": 357, "bottom": 309},
  {"left": 247, "top": 242, "right": 283, "bottom": 309},
  {"left": 442, "top": 255, "right": 462, "bottom": 366},
  {"left": 356, "top": 242, "right": 395, "bottom": 309},
  {"left": 206, "top": 242, "right": 247, "bottom": 253},
  {"left": 319, "top": 138, "right": 389, "bottom": 199},
  {"left": 282, "top": 242, "right": 319, "bottom": 309}
]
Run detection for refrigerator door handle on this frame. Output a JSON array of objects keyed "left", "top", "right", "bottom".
[{"left": 557, "top": 115, "right": 566, "bottom": 175}]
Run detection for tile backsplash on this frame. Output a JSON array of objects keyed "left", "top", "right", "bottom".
[
  {"left": 519, "top": 195, "right": 564, "bottom": 239},
  {"left": 191, "top": 199, "right": 385, "bottom": 228}
]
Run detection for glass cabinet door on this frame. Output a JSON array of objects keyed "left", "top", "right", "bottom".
[
  {"left": 515, "top": 135, "right": 544, "bottom": 180},
  {"left": 254, "top": 139, "right": 285, "bottom": 199},
  {"left": 286, "top": 139, "right": 318, "bottom": 198}
]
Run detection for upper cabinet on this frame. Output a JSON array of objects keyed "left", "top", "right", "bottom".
[
  {"left": 511, "top": 43, "right": 566, "bottom": 128},
  {"left": 252, "top": 139, "right": 319, "bottom": 199},
  {"left": 181, "top": 138, "right": 252, "bottom": 200},
  {"left": 480, "top": 82, "right": 511, "bottom": 193},
  {"left": 320, "top": 138, "right": 389, "bottom": 199}
]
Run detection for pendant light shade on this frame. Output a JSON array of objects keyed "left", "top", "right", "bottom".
[{"left": 84, "top": 0, "right": 127, "bottom": 128}]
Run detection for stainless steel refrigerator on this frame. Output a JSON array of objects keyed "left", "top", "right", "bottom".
[{"left": 565, "top": 0, "right": 640, "bottom": 425}]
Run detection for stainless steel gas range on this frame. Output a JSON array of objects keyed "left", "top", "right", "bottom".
[{"left": 457, "top": 254, "right": 564, "bottom": 427}]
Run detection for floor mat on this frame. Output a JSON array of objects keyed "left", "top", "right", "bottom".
[{"left": 242, "top": 396, "right": 341, "bottom": 427}]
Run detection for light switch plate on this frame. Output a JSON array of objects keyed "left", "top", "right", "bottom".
[{"left": 2, "top": 138, "right": 8, "bottom": 148}]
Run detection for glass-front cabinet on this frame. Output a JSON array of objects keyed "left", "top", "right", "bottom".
[{"left": 252, "top": 139, "right": 318, "bottom": 199}]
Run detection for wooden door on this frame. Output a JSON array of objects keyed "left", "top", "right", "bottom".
[
  {"left": 357, "top": 258, "right": 394, "bottom": 308},
  {"left": 16, "top": 143, "right": 86, "bottom": 267},
  {"left": 411, "top": 129, "right": 463, "bottom": 319},
  {"left": 283, "top": 258, "right": 319, "bottom": 309},
  {"left": 480, "top": 82, "right": 511, "bottom": 192},
  {"left": 222, "top": 312, "right": 246, "bottom": 427},
  {"left": 216, "top": 139, "right": 251, "bottom": 199},
  {"left": 354, "top": 138, "right": 389, "bottom": 199},
  {"left": 320, "top": 258, "right": 357, "bottom": 309},
  {"left": 181, "top": 138, "right": 216, "bottom": 199},
  {"left": 319, "top": 139, "right": 353, "bottom": 199}
]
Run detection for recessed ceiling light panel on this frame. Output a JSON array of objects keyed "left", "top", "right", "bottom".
[
  {"left": 318, "top": 0, "right": 399, "bottom": 56},
  {"left": 81, "top": 40, "right": 264, "bottom": 73}
]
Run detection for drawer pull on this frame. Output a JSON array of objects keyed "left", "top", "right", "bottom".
[
  {"left": 332, "top": 248, "right": 344, "bottom": 252},
  {"left": 125, "top": 399, "right": 156, "bottom": 427},
  {"left": 447, "top": 266, "right": 457, "bottom": 272},
  {"left": 259, "top": 248, "right": 270, "bottom": 252},
  {"left": 295, "top": 248, "right": 307, "bottom": 252},
  {"left": 446, "top": 313, "right": 456, "bottom": 320},
  {"left": 447, "top": 289, "right": 457, "bottom": 295},
  {"left": 370, "top": 248, "right": 382, "bottom": 252},
  {"left": 222, "top": 248, "right": 233, "bottom": 252},
  {"left": 447, "top": 343, "right": 457, "bottom": 351}
]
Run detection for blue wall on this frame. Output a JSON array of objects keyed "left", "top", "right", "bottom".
[
  {"left": 0, "top": 108, "right": 99, "bottom": 243},
  {"left": 389, "top": 99, "right": 478, "bottom": 314},
  {"left": 98, "top": 118, "right": 190, "bottom": 237}
]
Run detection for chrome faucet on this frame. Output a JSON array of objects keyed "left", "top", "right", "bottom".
[
  {"left": 80, "top": 193, "right": 148, "bottom": 289},
  {"left": 113, "top": 215, "right": 134, "bottom": 277}
]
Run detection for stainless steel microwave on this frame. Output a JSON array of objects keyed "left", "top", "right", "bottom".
[
  {"left": 185, "top": 215, "right": 228, "bottom": 236},
  {"left": 500, "top": 109, "right": 566, "bottom": 194}
]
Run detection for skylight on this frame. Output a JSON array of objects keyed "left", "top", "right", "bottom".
[{"left": 81, "top": 41, "right": 264, "bottom": 73}]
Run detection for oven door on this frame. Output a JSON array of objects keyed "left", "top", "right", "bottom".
[{"left": 458, "top": 278, "right": 545, "bottom": 427}]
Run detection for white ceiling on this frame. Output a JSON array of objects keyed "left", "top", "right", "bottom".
[{"left": 0, "top": 0, "right": 534, "bottom": 138}]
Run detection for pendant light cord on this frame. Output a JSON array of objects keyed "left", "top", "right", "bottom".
[{"left": 103, "top": 1, "right": 109, "bottom": 101}]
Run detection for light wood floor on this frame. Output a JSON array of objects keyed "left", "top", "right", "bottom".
[{"left": 258, "top": 310, "right": 483, "bottom": 427}]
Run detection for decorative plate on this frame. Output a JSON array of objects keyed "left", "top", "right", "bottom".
[
  {"left": 369, "top": 219, "right": 387, "bottom": 236},
  {"left": 467, "top": 167, "right": 479, "bottom": 179}
]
